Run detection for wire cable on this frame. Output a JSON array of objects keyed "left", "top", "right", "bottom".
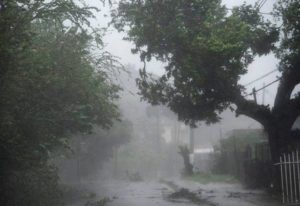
[
  {"left": 258, "top": 0, "right": 268, "bottom": 9},
  {"left": 257, "top": 0, "right": 264, "bottom": 8},
  {"left": 225, "top": 7, "right": 274, "bottom": 16},
  {"left": 244, "top": 69, "right": 278, "bottom": 87},
  {"left": 244, "top": 77, "right": 281, "bottom": 97}
]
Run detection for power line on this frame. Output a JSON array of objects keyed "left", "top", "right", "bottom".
[
  {"left": 127, "top": 5, "right": 276, "bottom": 17},
  {"left": 258, "top": 0, "right": 268, "bottom": 9},
  {"left": 257, "top": 0, "right": 264, "bottom": 8},
  {"left": 244, "top": 69, "right": 278, "bottom": 87},
  {"left": 225, "top": 7, "right": 274, "bottom": 16},
  {"left": 244, "top": 77, "right": 281, "bottom": 97}
]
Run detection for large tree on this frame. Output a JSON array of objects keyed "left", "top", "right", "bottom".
[
  {"left": 0, "top": 0, "right": 120, "bottom": 205},
  {"left": 112, "top": 0, "right": 300, "bottom": 163}
]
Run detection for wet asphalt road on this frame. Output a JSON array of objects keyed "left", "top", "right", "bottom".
[
  {"left": 71, "top": 180, "right": 282, "bottom": 206},
  {"left": 103, "top": 181, "right": 193, "bottom": 206}
]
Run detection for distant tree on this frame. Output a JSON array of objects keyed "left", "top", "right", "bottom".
[
  {"left": 57, "top": 120, "right": 132, "bottom": 181},
  {"left": 178, "top": 145, "right": 193, "bottom": 176},
  {"left": 112, "top": 0, "right": 300, "bottom": 163},
  {"left": 0, "top": 0, "right": 120, "bottom": 205}
]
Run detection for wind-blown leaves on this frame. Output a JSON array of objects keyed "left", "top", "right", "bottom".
[
  {"left": 112, "top": 0, "right": 279, "bottom": 125},
  {"left": 0, "top": 1, "right": 120, "bottom": 205}
]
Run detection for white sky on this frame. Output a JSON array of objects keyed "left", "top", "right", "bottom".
[{"left": 87, "top": 0, "right": 281, "bottom": 106}]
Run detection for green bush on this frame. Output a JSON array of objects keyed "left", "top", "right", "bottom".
[{"left": 1, "top": 165, "right": 62, "bottom": 206}]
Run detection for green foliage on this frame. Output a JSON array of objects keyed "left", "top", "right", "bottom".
[
  {"left": 114, "top": 105, "right": 176, "bottom": 179},
  {"left": 113, "top": 0, "right": 300, "bottom": 165},
  {"left": 274, "top": 0, "right": 300, "bottom": 72},
  {"left": 112, "top": 0, "right": 279, "bottom": 125},
  {"left": 2, "top": 165, "right": 62, "bottom": 206},
  {"left": 0, "top": 0, "right": 120, "bottom": 205},
  {"left": 56, "top": 120, "right": 132, "bottom": 181},
  {"left": 117, "top": 142, "right": 162, "bottom": 177},
  {"left": 217, "top": 129, "right": 266, "bottom": 152},
  {"left": 212, "top": 129, "right": 271, "bottom": 186}
]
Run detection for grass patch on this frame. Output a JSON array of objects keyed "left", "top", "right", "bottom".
[{"left": 184, "top": 173, "right": 238, "bottom": 184}]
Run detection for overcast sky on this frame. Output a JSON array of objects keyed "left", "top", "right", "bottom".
[{"left": 87, "top": 0, "right": 280, "bottom": 106}]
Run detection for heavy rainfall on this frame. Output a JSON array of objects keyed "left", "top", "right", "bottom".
[{"left": 1, "top": 0, "right": 299, "bottom": 206}]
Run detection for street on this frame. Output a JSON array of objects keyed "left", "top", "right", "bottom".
[{"left": 70, "top": 179, "right": 282, "bottom": 206}]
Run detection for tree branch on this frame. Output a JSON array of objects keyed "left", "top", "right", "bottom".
[
  {"left": 274, "top": 68, "right": 300, "bottom": 112},
  {"left": 272, "top": 66, "right": 300, "bottom": 130},
  {"left": 283, "top": 95, "right": 300, "bottom": 129},
  {"left": 234, "top": 93, "right": 273, "bottom": 128}
]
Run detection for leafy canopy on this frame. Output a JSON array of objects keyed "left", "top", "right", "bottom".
[
  {"left": 112, "top": 0, "right": 279, "bottom": 125},
  {"left": 0, "top": 0, "right": 120, "bottom": 205},
  {"left": 1, "top": 1, "right": 120, "bottom": 168}
]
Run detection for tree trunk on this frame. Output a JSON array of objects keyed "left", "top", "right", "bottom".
[
  {"left": 266, "top": 124, "right": 292, "bottom": 162},
  {"left": 265, "top": 123, "right": 292, "bottom": 191},
  {"left": 178, "top": 145, "right": 193, "bottom": 176}
]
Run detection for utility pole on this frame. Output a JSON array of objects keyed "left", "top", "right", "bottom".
[
  {"left": 174, "top": 120, "right": 179, "bottom": 145},
  {"left": 76, "top": 138, "right": 81, "bottom": 187},
  {"left": 219, "top": 124, "right": 223, "bottom": 141},
  {"left": 156, "top": 107, "right": 161, "bottom": 155},
  {"left": 262, "top": 82, "right": 266, "bottom": 105},
  {"left": 252, "top": 87, "right": 257, "bottom": 104},
  {"left": 189, "top": 127, "right": 194, "bottom": 153},
  {"left": 113, "top": 147, "right": 118, "bottom": 178},
  {"left": 156, "top": 107, "right": 161, "bottom": 178}
]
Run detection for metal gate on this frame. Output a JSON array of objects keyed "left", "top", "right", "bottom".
[{"left": 276, "top": 151, "right": 300, "bottom": 205}]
